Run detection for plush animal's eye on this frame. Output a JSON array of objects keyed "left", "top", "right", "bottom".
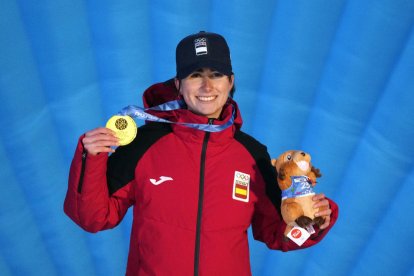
[{"left": 286, "top": 155, "right": 292, "bottom": 160}]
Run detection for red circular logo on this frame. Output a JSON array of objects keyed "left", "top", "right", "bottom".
[{"left": 292, "top": 229, "right": 302, "bottom": 239}]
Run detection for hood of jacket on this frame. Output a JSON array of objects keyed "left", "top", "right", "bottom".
[{"left": 141, "top": 79, "right": 243, "bottom": 142}]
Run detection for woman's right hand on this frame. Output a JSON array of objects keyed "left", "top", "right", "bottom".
[{"left": 82, "top": 127, "right": 120, "bottom": 156}]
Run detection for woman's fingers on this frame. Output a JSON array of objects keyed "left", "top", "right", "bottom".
[{"left": 82, "top": 127, "right": 119, "bottom": 155}]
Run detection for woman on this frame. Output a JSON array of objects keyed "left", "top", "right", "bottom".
[{"left": 64, "top": 31, "right": 338, "bottom": 276}]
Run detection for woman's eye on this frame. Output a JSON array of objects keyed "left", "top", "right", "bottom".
[
  {"left": 189, "top": 73, "right": 202, "bottom": 78},
  {"left": 211, "top": 72, "right": 224, "bottom": 78}
]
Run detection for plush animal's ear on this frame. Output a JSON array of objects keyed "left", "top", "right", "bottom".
[
  {"left": 311, "top": 166, "right": 322, "bottom": 178},
  {"left": 271, "top": 159, "right": 277, "bottom": 167}
]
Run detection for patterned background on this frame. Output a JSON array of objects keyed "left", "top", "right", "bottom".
[{"left": 1, "top": 0, "right": 414, "bottom": 275}]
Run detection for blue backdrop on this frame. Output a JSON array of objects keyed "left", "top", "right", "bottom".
[{"left": 1, "top": 0, "right": 414, "bottom": 275}]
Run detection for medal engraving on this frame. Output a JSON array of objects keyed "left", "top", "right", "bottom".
[{"left": 115, "top": 118, "right": 128, "bottom": 130}]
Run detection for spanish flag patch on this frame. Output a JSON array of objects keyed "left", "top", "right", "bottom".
[{"left": 232, "top": 171, "right": 250, "bottom": 202}]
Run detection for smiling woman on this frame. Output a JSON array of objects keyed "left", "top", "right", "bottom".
[{"left": 63, "top": 31, "right": 337, "bottom": 275}]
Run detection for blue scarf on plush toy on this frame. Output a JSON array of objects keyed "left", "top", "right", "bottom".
[{"left": 281, "top": 176, "right": 315, "bottom": 200}]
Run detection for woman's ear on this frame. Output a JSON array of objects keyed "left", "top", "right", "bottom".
[
  {"left": 174, "top": 78, "right": 180, "bottom": 92},
  {"left": 230, "top": 74, "right": 235, "bottom": 89}
]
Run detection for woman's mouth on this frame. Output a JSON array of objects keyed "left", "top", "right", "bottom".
[{"left": 197, "top": 96, "right": 217, "bottom": 102}]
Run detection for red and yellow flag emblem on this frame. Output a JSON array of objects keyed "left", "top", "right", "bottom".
[{"left": 232, "top": 171, "right": 250, "bottom": 202}]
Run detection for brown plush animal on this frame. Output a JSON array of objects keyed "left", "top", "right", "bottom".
[{"left": 271, "top": 150, "right": 326, "bottom": 236}]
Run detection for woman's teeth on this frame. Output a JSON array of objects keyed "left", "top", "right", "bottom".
[{"left": 197, "top": 96, "right": 216, "bottom": 102}]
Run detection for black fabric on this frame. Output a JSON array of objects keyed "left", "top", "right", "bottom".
[
  {"left": 77, "top": 150, "right": 87, "bottom": 194},
  {"left": 234, "top": 130, "right": 282, "bottom": 214},
  {"left": 107, "top": 122, "right": 172, "bottom": 195}
]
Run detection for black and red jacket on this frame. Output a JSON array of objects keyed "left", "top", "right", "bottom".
[{"left": 64, "top": 79, "right": 338, "bottom": 276}]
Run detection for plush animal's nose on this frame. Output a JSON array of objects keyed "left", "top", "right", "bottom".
[{"left": 301, "top": 152, "right": 306, "bottom": 156}]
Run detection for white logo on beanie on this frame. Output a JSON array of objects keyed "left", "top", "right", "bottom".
[{"left": 194, "top": 38, "right": 207, "bottom": 56}]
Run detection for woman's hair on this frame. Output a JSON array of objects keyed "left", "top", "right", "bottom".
[
  {"left": 176, "top": 75, "right": 236, "bottom": 98},
  {"left": 228, "top": 75, "right": 236, "bottom": 98}
]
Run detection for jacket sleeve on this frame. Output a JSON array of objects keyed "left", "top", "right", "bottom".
[
  {"left": 63, "top": 136, "right": 135, "bottom": 233},
  {"left": 251, "top": 151, "right": 339, "bottom": 251}
]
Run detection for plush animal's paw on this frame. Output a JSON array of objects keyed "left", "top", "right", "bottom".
[
  {"left": 313, "top": 216, "right": 326, "bottom": 227},
  {"left": 295, "top": 216, "right": 313, "bottom": 228},
  {"left": 278, "top": 167, "right": 286, "bottom": 180}
]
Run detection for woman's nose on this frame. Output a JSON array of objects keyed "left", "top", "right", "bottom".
[{"left": 202, "top": 77, "right": 213, "bottom": 90}]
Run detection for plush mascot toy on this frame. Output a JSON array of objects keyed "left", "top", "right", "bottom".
[{"left": 271, "top": 150, "right": 326, "bottom": 237}]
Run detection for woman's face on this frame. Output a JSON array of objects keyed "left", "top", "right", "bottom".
[{"left": 175, "top": 68, "right": 234, "bottom": 119}]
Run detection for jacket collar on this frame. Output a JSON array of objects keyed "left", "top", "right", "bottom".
[{"left": 142, "top": 79, "right": 243, "bottom": 144}]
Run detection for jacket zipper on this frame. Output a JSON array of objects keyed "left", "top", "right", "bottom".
[
  {"left": 194, "top": 118, "right": 213, "bottom": 276},
  {"left": 77, "top": 149, "right": 87, "bottom": 193}
]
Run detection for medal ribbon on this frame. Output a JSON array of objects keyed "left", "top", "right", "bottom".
[{"left": 118, "top": 99, "right": 235, "bottom": 132}]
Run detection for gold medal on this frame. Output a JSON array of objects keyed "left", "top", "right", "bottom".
[{"left": 106, "top": 115, "right": 137, "bottom": 146}]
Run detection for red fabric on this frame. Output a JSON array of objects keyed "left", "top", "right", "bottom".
[
  {"left": 64, "top": 80, "right": 338, "bottom": 275},
  {"left": 142, "top": 78, "right": 178, "bottom": 108}
]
